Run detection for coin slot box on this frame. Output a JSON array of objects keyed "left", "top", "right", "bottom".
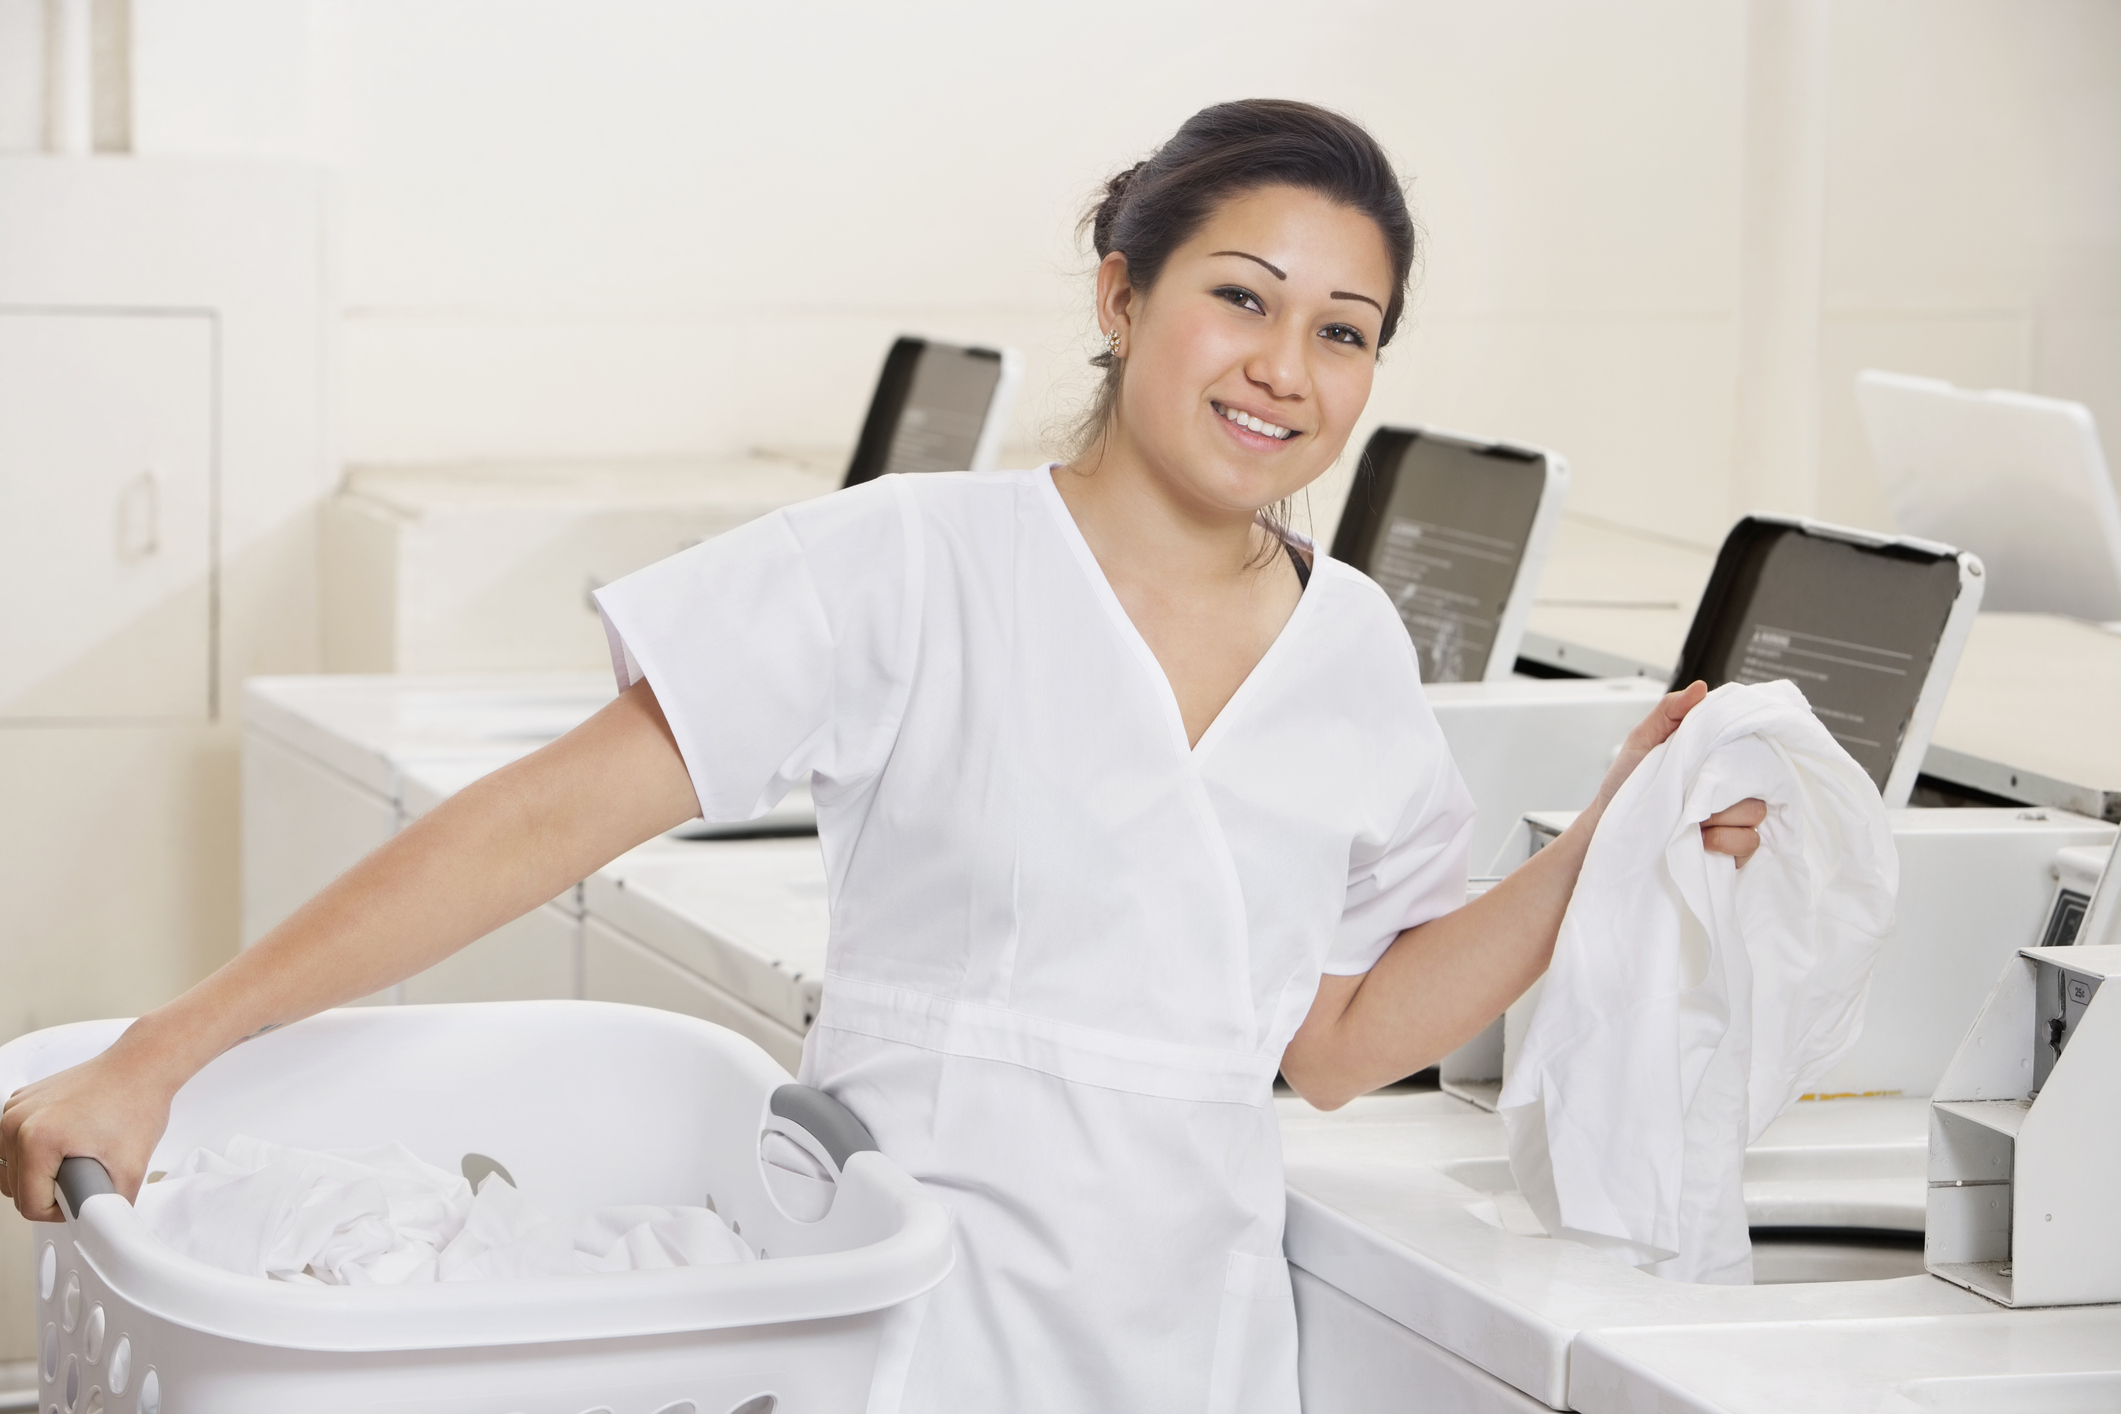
[{"left": 1926, "top": 945, "right": 2121, "bottom": 1307}]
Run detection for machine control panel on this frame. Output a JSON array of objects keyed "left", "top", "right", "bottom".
[
  {"left": 1330, "top": 426, "right": 1562, "bottom": 684},
  {"left": 1673, "top": 518, "right": 1970, "bottom": 793},
  {"left": 843, "top": 336, "right": 1021, "bottom": 486}
]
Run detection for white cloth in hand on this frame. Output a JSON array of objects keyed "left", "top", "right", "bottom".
[
  {"left": 136, "top": 1135, "right": 752, "bottom": 1285},
  {"left": 1498, "top": 679, "right": 1897, "bottom": 1284}
]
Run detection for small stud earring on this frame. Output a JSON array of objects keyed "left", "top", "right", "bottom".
[{"left": 1107, "top": 328, "right": 1122, "bottom": 358}]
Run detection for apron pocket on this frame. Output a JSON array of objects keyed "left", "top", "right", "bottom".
[{"left": 1205, "top": 1249, "right": 1299, "bottom": 1414}]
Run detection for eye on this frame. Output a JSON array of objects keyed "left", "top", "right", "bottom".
[
  {"left": 1213, "top": 285, "right": 1266, "bottom": 315},
  {"left": 1321, "top": 323, "right": 1369, "bottom": 349}
]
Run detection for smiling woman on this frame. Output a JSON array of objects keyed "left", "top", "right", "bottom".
[{"left": 1, "top": 98, "right": 1763, "bottom": 1414}]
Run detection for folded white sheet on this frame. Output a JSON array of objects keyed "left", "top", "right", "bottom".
[
  {"left": 1499, "top": 680, "right": 1898, "bottom": 1285},
  {"left": 135, "top": 1135, "right": 752, "bottom": 1285}
]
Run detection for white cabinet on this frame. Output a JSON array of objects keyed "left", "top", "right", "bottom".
[
  {"left": 239, "top": 726, "right": 398, "bottom": 946},
  {"left": 0, "top": 309, "right": 214, "bottom": 719}
]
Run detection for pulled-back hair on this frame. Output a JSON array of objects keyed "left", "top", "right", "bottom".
[{"left": 1073, "top": 99, "right": 1418, "bottom": 459}]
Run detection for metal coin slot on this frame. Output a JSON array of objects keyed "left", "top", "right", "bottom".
[{"left": 2032, "top": 959, "right": 2101, "bottom": 1093}]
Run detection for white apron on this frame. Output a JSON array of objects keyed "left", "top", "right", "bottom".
[{"left": 597, "top": 468, "right": 1473, "bottom": 1413}]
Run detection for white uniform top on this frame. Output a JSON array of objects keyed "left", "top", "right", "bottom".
[{"left": 597, "top": 467, "right": 1474, "bottom": 1413}]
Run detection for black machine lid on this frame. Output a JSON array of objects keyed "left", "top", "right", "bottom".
[
  {"left": 1331, "top": 426, "right": 1551, "bottom": 683},
  {"left": 843, "top": 337, "right": 1007, "bottom": 487},
  {"left": 1673, "top": 517, "right": 1967, "bottom": 792}
]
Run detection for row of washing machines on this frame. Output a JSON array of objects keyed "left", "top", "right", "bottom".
[{"left": 243, "top": 398, "right": 2121, "bottom": 1411}]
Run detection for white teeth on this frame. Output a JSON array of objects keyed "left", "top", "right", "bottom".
[{"left": 1219, "top": 403, "right": 1292, "bottom": 440}]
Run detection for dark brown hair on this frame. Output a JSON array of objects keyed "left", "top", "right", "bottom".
[{"left": 1073, "top": 99, "right": 1418, "bottom": 462}]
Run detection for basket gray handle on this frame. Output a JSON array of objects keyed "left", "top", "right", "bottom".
[
  {"left": 769, "top": 1084, "right": 877, "bottom": 1172},
  {"left": 55, "top": 1156, "right": 118, "bottom": 1221}
]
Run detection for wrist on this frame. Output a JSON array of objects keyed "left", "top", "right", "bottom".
[{"left": 106, "top": 1006, "right": 216, "bottom": 1101}]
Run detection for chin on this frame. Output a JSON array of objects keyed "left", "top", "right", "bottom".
[
  {"left": 1207, "top": 442, "right": 1326, "bottom": 508},
  {"left": 1191, "top": 459, "right": 1305, "bottom": 514}
]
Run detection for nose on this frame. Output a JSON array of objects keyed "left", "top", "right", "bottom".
[{"left": 1244, "top": 313, "right": 1311, "bottom": 403}]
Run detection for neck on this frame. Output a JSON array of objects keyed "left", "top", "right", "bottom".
[{"left": 1054, "top": 425, "right": 1271, "bottom": 592}]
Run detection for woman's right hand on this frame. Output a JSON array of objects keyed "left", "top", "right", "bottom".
[{"left": 1, "top": 1042, "right": 174, "bottom": 1222}]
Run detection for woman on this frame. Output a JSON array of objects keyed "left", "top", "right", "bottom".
[{"left": 4, "top": 100, "right": 1763, "bottom": 1410}]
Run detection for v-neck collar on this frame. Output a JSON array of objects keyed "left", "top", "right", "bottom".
[{"left": 1035, "top": 464, "right": 1322, "bottom": 764}]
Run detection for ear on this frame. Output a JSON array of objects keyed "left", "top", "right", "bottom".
[{"left": 1093, "top": 250, "right": 1136, "bottom": 346}]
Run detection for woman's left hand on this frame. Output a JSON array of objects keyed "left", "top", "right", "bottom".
[{"left": 1595, "top": 679, "right": 1766, "bottom": 867}]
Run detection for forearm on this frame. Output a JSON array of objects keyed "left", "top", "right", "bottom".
[{"left": 1282, "top": 806, "right": 1599, "bottom": 1109}]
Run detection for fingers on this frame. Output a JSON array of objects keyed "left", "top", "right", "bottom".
[
  {"left": 1702, "top": 796, "right": 1767, "bottom": 866},
  {"left": 1663, "top": 679, "right": 1709, "bottom": 723},
  {"left": 1701, "top": 824, "right": 1761, "bottom": 863},
  {"left": 5, "top": 1113, "right": 60, "bottom": 1222},
  {"left": 1702, "top": 797, "right": 1768, "bottom": 868},
  {"left": 1703, "top": 797, "right": 1767, "bottom": 829},
  {"left": 1623, "top": 680, "right": 1709, "bottom": 758},
  {"left": 0, "top": 1092, "right": 18, "bottom": 1203}
]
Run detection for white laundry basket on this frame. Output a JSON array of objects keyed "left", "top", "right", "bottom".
[{"left": 0, "top": 1001, "right": 953, "bottom": 1414}]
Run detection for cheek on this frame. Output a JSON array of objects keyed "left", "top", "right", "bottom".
[
  {"left": 1310, "top": 355, "right": 1376, "bottom": 440},
  {"left": 1131, "top": 307, "right": 1247, "bottom": 416}
]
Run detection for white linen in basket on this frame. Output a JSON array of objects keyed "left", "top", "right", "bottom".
[{"left": 134, "top": 1134, "right": 753, "bottom": 1284}]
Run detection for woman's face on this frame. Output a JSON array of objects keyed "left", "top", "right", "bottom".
[{"left": 1099, "top": 183, "right": 1393, "bottom": 519}]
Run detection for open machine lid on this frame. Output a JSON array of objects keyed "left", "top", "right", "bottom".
[
  {"left": 1855, "top": 370, "right": 2121, "bottom": 623},
  {"left": 2074, "top": 834, "right": 2121, "bottom": 952},
  {"left": 843, "top": 335, "right": 1024, "bottom": 487},
  {"left": 1672, "top": 516, "right": 1984, "bottom": 806},
  {"left": 1328, "top": 425, "right": 1569, "bottom": 683}
]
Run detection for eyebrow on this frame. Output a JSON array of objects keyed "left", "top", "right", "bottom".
[
  {"left": 1208, "top": 250, "right": 1385, "bottom": 318},
  {"left": 1210, "top": 250, "right": 1285, "bottom": 279}
]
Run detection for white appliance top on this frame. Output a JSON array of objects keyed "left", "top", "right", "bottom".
[
  {"left": 585, "top": 838, "right": 829, "bottom": 1034},
  {"left": 1572, "top": 1307, "right": 2121, "bottom": 1414},
  {"left": 1277, "top": 1090, "right": 2001, "bottom": 1410},
  {"left": 338, "top": 451, "right": 842, "bottom": 515},
  {"left": 244, "top": 672, "right": 615, "bottom": 798}
]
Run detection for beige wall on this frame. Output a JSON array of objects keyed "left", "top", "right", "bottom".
[
  {"left": 1817, "top": 0, "right": 2121, "bottom": 531},
  {"left": 15, "top": 0, "right": 2081, "bottom": 551}
]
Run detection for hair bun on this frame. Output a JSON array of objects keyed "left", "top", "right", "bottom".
[{"left": 1091, "top": 160, "right": 1150, "bottom": 255}]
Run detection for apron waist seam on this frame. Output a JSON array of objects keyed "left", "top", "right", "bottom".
[{"left": 816, "top": 973, "right": 1279, "bottom": 1105}]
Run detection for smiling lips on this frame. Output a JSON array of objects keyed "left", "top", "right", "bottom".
[{"left": 1213, "top": 401, "right": 1297, "bottom": 442}]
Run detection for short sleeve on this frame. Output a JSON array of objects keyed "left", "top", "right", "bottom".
[
  {"left": 1327, "top": 750, "right": 1476, "bottom": 975},
  {"left": 592, "top": 475, "right": 922, "bottom": 823}
]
